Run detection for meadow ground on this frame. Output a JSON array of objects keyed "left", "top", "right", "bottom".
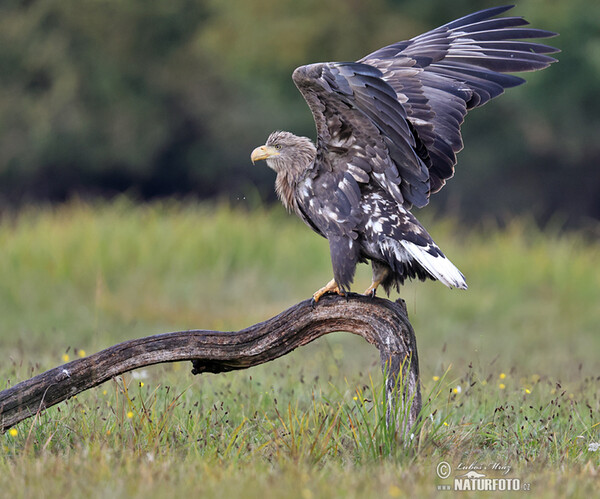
[{"left": 0, "top": 200, "right": 598, "bottom": 498}]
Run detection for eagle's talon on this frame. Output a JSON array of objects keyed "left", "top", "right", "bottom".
[{"left": 312, "top": 278, "right": 343, "bottom": 304}]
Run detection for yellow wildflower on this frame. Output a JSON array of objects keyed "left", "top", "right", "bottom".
[
  {"left": 78, "top": 349, "right": 86, "bottom": 358},
  {"left": 388, "top": 485, "right": 402, "bottom": 497},
  {"left": 127, "top": 411, "right": 134, "bottom": 419},
  {"left": 499, "top": 383, "right": 506, "bottom": 390},
  {"left": 433, "top": 376, "right": 440, "bottom": 382},
  {"left": 62, "top": 353, "right": 70, "bottom": 363},
  {"left": 499, "top": 373, "right": 506, "bottom": 380},
  {"left": 8, "top": 428, "right": 18, "bottom": 437}
]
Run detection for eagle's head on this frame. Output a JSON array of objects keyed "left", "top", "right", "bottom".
[{"left": 251, "top": 131, "right": 316, "bottom": 174}]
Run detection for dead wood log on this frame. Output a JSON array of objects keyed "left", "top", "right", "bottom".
[{"left": 0, "top": 294, "right": 421, "bottom": 437}]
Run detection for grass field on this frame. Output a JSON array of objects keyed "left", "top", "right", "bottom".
[{"left": 1, "top": 200, "right": 599, "bottom": 497}]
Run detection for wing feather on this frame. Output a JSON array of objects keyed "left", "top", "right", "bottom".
[{"left": 360, "top": 5, "right": 558, "bottom": 195}]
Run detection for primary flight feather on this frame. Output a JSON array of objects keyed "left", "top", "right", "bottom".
[{"left": 251, "top": 5, "right": 558, "bottom": 302}]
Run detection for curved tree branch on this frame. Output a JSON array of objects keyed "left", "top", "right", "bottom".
[{"left": 0, "top": 294, "right": 421, "bottom": 437}]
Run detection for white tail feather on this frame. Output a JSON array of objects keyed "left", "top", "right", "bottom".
[{"left": 400, "top": 241, "right": 468, "bottom": 290}]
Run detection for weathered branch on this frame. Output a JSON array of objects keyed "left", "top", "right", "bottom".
[{"left": 0, "top": 294, "right": 421, "bottom": 437}]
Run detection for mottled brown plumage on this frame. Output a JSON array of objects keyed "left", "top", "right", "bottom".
[{"left": 251, "top": 6, "right": 558, "bottom": 301}]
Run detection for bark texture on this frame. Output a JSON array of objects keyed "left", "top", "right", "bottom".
[{"left": 0, "top": 294, "right": 421, "bottom": 436}]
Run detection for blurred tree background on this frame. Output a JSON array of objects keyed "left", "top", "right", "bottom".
[{"left": 0, "top": 0, "right": 597, "bottom": 226}]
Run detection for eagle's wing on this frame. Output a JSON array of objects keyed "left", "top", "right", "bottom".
[
  {"left": 359, "top": 5, "right": 559, "bottom": 195},
  {"left": 292, "top": 62, "right": 429, "bottom": 215}
]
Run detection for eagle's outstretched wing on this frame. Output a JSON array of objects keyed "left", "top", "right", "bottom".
[
  {"left": 293, "top": 5, "right": 558, "bottom": 220},
  {"left": 359, "top": 4, "right": 559, "bottom": 196}
]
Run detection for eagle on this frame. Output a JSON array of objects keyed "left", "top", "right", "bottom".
[{"left": 251, "top": 5, "right": 558, "bottom": 302}]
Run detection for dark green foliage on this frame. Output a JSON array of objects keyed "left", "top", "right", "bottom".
[{"left": 0, "top": 1, "right": 596, "bottom": 225}]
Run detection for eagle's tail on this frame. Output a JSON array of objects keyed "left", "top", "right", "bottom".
[
  {"left": 360, "top": 191, "right": 467, "bottom": 292},
  {"left": 369, "top": 200, "right": 468, "bottom": 292},
  {"left": 398, "top": 240, "right": 467, "bottom": 290},
  {"left": 376, "top": 233, "right": 467, "bottom": 293}
]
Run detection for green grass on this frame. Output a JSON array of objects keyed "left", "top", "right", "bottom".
[{"left": 1, "top": 200, "right": 599, "bottom": 498}]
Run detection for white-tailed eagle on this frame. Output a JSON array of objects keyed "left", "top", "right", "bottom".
[{"left": 251, "top": 5, "right": 558, "bottom": 302}]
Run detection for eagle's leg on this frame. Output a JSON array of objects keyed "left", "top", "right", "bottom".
[
  {"left": 312, "top": 278, "right": 344, "bottom": 304},
  {"left": 364, "top": 261, "right": 389, "bottom": 298}
]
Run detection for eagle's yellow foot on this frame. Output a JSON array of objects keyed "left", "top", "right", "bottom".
[
  {"left": 364, "top": 264, "right": 389, "bottom": 298},
  {"left": 311, "top": 278, "right": 344, "bottom": 305},
  {"left": 363, "top": 282, "right": 380, "bottom": 298}
]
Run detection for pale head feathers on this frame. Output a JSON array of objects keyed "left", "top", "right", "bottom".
[
  {"left": 263, "top": 131, "right": 316, "bottom": 212},
  {"left": 264, "top": 131, "right": 316, "bottom": 174}
]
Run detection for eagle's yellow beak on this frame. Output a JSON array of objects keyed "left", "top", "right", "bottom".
[{"left": 251, "top": 145, "right": 279, "bottom": 164}]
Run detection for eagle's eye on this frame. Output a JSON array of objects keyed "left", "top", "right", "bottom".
[{"left": 274, "top": 144, "right": 282, "bottom": 150}]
